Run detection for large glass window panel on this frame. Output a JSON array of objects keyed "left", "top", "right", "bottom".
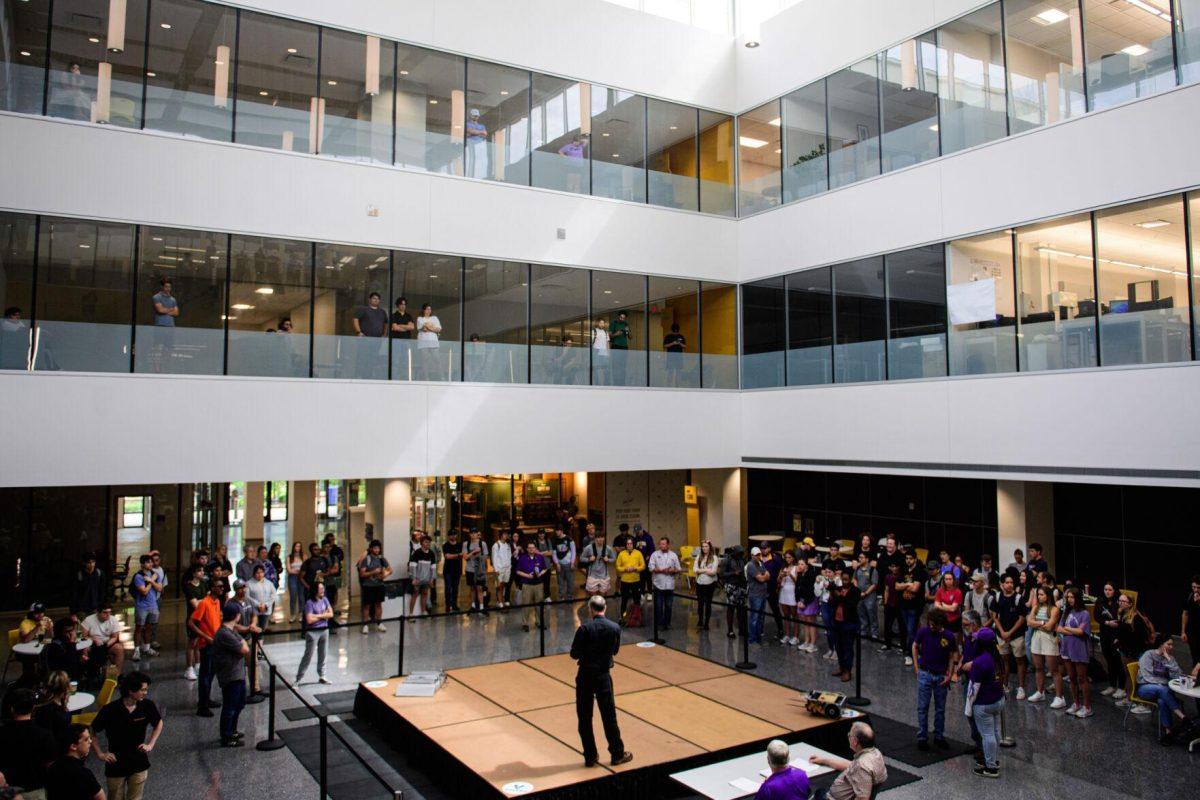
[
  {"left": 0, "top": 0, "right": 49, "bottom": 114},
  {"left": 530, "top": 265, "right": 588, "bottom": 385},
  {"left": 737, "top": 100, "right": 782, "bottom": 214},
  {"left": 318, "top": 29, "right": 394, "bottom": 163},
  {"left": 393, "top": 252, "right": 460, "bottom": 382},
  {"left": 936, "top": 3, "right": 1008, "bottom": 154},
  {"left": 1015, "top": 214, "right": 1097, "bottom": 371},
  {"left": 0, "top": 213, "right": 37, "bottom": 370},
  {"left": 1178, "top": 0, "right": 1200, "bottom": 83},
  {"left": 881, "top": 35, "right": 940, "bottom": 173},
  {"left": 33, "top": 218, "right": 133, "bottom": 372},
  {"left": 47, "top": 0, "right": 146, "bottom": 127},
  {"left": 886, "top": 245, "right": 947, "bottom": 380},
  {"left": 781, "top": 81, "right": 828, "bottom": 202},
  {"left": 464, "top": 60, "right": 530, "bottom": 184},
  {"left": 741, "top": 277, "right": 785, "bottom": 388},
  {"left": 144, "top": 0, "right": 236, "bottom": 141},
  {"left": 134, "top": 226, "right": 226, "bottom": 375},
  {"left": 646, "top": 99, "right": 697, "bottom": 210},
  {"left": 227, "top": 236, "right": 311, "bottom": 377},
  {"left": 700, "top": 281, "right": 738, "bottom": 388},
  {"left": 1004, "top": 0, "right": 1086, "bottom": 133},
  {"left": 395, "top": 45, "right": 464, "bottom": 175},
  {"left": 1095, "top": 197, "right": 1190, "bottom": 365},
  {"left": 591, "top": 86, "right": 646, "bottom": 203},
  {"left": 233, "top": 11, "right": 318, "bottom": 152},
  {"left": 1082, "top": 0, "right": 1175, "bottom": 110},
  {"left": 592, "top": 270, "right": 646, "bottom": 386},
  {"left": 648, "top": 277, "right": 698, "bottom": 388},
  {"left": 947, "top": 231, "right": 1017, "bottom": 376},
  {"left": 313, "top": 244, "right": 390, "bottom": 380},
  {"left": 786, "top": 266, "right": 833, "bottom": 385},
  {"left": 463, "top": 259, "right": 528, "bottom": 384},
  {"left": 530, "top": 75, "right": 590, "bottom": 194},
  {"left": 834, "top": 258, "right": 886, "bottom": 383},
  {"left": 698, "top": 110, "right": 735, "bottom": 216},
  {"left": 828, "top": 57, "right": 881, "bottom": 188}
]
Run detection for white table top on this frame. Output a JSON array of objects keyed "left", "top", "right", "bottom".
[
  {"left": 671, "top": 742, "right": 838, "bottom": 800},
  {"left": 1169, "top": 677, "right": 1200, "bottom": 699},
  {"left": 67, "top": 692, "right": 95, "bottom": 713},
  {"left": 12, "top": 639, "right": 91, "bottom": 656}
]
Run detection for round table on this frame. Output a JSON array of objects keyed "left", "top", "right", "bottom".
[
  {"left": 12, "top": 639, "right": 91, "bottom": 656},
  {"left": 67, "top": 692, "right": 95, "bottom": 713},
  {"left": 747, "top": 534, "right": 783, "bottom": 546},
  {"left": 1169, "top": 678, "right": 1200, "bottom": 752}
]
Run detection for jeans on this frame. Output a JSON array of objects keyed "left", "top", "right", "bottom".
[
  {"left": 974, "top": 698, "right": 1003, "bottom": 769},
  {"left": 819, "top": 602, "right": 835, "bottom": 651},
  {"left": 1137, "top": 683, "right": 1181, "bottom": 730},
  {"left": 653, "top": 589, "right": 674, "bottom": 629},
  {"left": 443, "top": 569, "right": 461, "bottom": 610},
  {"left": 556, "top": 564, "right": 575, "bottom": 601},
  {"left": 882, "top": 605, "right": 903, "bottom": 649},
  {"left": 576, "top": 670, "right": 624, "bottom": 761},
  {"left": 916, "top": 669, "right": 948, "bottom": 741},
  {"left": 965, "top": 684, "right": 981, "bottom": 748},
  {"left": 833, "top": 621, "right": 858, "bottom": 671},
  {"left": 287, "top": 574, "right": 303, "bottom": 617},
  {"left": 857, "top": 595, "right": 879, "bottom": 639},
  {"left": 748, "top": 596, "right": 767, "bottom": 643},
  {"left": 901, "top": 608, "right": 919, "bottom": 647},
  {"left": 696, "top": 583, "right": 716, "bottom": 626},
  {"left": 196, "top": 646, "right": 215, "bottom": 712},
  {"left": 220, "top": 679, "right": 247, "bottom": 741},
  {"left": 296, "top": 629, "right": 328, "bottom": 681}
]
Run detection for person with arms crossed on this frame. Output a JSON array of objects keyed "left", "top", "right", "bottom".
[
  {"left": 357, "top": 539, "right": 392, "bottom": 633},
  {"left": 570, "top": 596, "right": 632, "bottom": 768}
]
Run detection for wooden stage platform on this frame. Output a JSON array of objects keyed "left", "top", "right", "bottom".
[{"left": 353, "top": 644, "right": 854, "bottom": 799}]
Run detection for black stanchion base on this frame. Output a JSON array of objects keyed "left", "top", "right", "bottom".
[
  {"left": 255, "top": 737, "right": 287, "bottom": 752},
  {"left": 735, "top": 661, "right": 757, "bottom": 670},
  {"left": 246, "top": 692, "right": 268, "bottom": 705},
  {"left": 999, "top": 738, "right": 1017, "bottom": 748},
  {"left": 846, "top": 696, "right": 871, "bottom": 707}
]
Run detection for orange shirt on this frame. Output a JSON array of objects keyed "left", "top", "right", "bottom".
[{"left": 191, "top": 595, "right": 222, "bottom": 648}]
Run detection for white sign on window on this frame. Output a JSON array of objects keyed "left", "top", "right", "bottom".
[{"left": 948, "top": 278, "right": 997, "bottom": 325}]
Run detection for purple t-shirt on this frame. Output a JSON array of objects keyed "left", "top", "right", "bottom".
[
  {"left": 968, "top": 651, "right": 1003, "bottom": 706},
  {"left": 305, "top": 597, "right": 331, "bottom": 629},
  {"left": 756, "top": 765, "right": 810, "bottom": 800},
  {"left": 914, "top": 625, "right": 957, "bottom": 674},
  {"left": 1059, "top": 609, "right": 1091, "bottom": 663},
  {"left": 515, "top": 553, "right": 547, "bottom": 585}
]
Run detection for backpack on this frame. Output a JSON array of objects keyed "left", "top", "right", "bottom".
[{"left": 621, "top": 601, "right": 643, "bottom": 628}]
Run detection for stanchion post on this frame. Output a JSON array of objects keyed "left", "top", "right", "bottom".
[
  {"left": 651, "top": 593, "right": 665, "bottom": 645},
  {"left": 255, "top": 664, "right": 286, "bottom": 751},
  {"left": 847, "top": 628, "right": 870, "bottom": 707},
  {"left": 999, "top": 704, "right": 1016, "bottom": 747},
  {"left": 318, "top": 716, "right": 328, "bottom": 800},
  {"left": 538, "top": 601, "right": 546, "bottom": 657},
  {"left": 735, "top": 601, "right": 756, "bottom": 671},
  {"left": 397, "top": 607, "right": 406, "bottom": 678},
  {"left": 246, "top": 631, "right": 266, "bottom": 704}
]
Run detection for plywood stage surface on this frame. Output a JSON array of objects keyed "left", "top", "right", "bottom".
[{"left": 355, "top": 644, "right": 850, "bottom": 800}]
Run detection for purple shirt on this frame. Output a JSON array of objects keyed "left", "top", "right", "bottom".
[
  {"left": 913, "top": 625, "right": 957, "bottom": 674},
  {"left": 755, "top": 765, "right": 810, "bottom": 800},
  {"left": 968, "top": 651, "right": 1003, "bottom": 706},
  {"left": 516, "top": 553, "right": 547, "bottom": 585},
  {"left": 1059, "top": 609, "right": 1091, "bottom": 663},
  {"left": 558, "top": 141, "right": 585, "bottom": 158},
  {"left": 304, "top": 597, "right": 331, "bottom": 629}
]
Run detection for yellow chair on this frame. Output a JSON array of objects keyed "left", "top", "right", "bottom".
[
  {"left": 1122, "top": 662, "right": 1158, "bottom": 732},
  {"left": 1, "top": 629, "right": 19, "bottom": 684},
  {"left": 73, "top": 677, "right": 117, "bottom": 726},
  {"left": 678, "top": 546, "right": 695, "bottom": 590},
  {"left": 783, "top": 537, "right": 797, "bottom": 554},
  {"left": 914, "top": 547, "right": 929, "bottom": 565},
  {"left": 1121, "top": 589, "right": 1139, "bottom": 610}
]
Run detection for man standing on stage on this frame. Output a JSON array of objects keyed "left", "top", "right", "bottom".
[{"left": 570, "top": 595, "right": 634, "bottom": 768}]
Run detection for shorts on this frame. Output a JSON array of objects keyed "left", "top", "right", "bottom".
[
  {"left": 466, "top": 571, "right": 484, "bottom": 587},
  {"left": 801, "top": 599, "right": 820, "bottom": 616},
  {"left": 997, "top": 634, "right": 1025, "bottom": 658},
  {"left": 1031, "top": 630, "right": 1059, "bottom": 657},
  {"left": 361, "top": 585, "right": 385, "bottom": 605},
  {"left": 135, "top": 607, "right": 159, "bottom": 626},
  {"left": 495, "top": 568, "right": 511, "bottom": 585}
]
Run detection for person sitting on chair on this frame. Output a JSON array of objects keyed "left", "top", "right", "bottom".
[
  {"left": 808, "top": 722, "right": 887, "bottom": 800},
  {"left": 755, "top": 739, "right": 809, "bottom": 799}
]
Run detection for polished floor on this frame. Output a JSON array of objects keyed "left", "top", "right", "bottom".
[{"left": 33, "top": 594, "right": 1198, "bottom": 800}]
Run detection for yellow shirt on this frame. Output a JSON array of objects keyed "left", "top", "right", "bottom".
[
  {"left": 18, "top": 617, "right": 48, "bottom": 640},
  {"left": 615, "top": 550, "right": 645, "bottom": 583}
]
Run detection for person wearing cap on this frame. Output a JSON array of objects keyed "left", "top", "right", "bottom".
[
  {"left": 964, "top": 626, "right": 1004, "bottom": 777},
  {"left": 745, "top": 547, "right": 771, "bottom": 645},
  {"left": 964, "top": 572, "right": 995, "bottom": 625},
  {"left": 18, "top": 602, "right": 52, "bottom": 643},
  {"left": 296, "top": 581, "right": 333, "bottom": 685},
  {"left": 923, "top": 558, "right": 942, "bottom": 611},
  {"left": 211, "top": 600, "right": 250, "bottom": 747},
  {"left": 466, "top": 107, "right": 488, "bottom": 178}
]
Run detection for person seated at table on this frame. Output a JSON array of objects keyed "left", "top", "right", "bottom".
[
  {"left": 81, "top": 602, "right": 125, "bottom": 676},
  {"left": 43, "top": 617, "right": 89, "bottom": 683},
  {"left": 1136, "top": 633, "right": 1200, "bottom": 745},
  {"left": 808, "top": 722, "right": 887, "bottom": 800},
  {"left": 18, "top": 603, "right": 53, "bottom": 643},
  {"left": 755, "top": 739, "right": 809, "bottom": 799},
  {"left": 33, "top": 670, "right": 72, "bottom": 742}
]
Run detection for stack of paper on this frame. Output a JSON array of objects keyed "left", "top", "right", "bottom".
[
  {"left": 393, "top": 671, "right": 446, "bottom": 697},
  {"left": 758, "top": 759, "right": 822, "bottom": 777},
  {"left": 729, "top": 777, "right": 762, "bottom": 794}
]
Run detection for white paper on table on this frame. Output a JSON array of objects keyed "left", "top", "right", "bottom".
[
  {"left": 759, "top": 759, "right": 822, "bottom": 778},
  {"left": 948, "top": 278, "right": 997, "bottom": 325},
  {"left": 729, "top": 777, "right": 762, "bottom": 793}
]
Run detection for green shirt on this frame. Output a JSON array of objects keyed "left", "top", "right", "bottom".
[{"left": 610, "top": 319, "right": 630, "bottom": 348}]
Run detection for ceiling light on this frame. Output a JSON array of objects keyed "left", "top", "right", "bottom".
[
  {"left": 222, "top": 315, "right": 236, "bottom": 320},
  {"left": 1134, "top": 219, "right": 1171, "bottom": 229},
  {"left": 151, "top": 236, "right": 163, "bottom": 242},
  {"left": 768, "top": 118, "right": 781, "bottom": 127},
  {"left": 160, "top": 22, "right": 171, "bottom": 29},
  {"left": 399, "top": 70, "right": 409, "bottom": 76},
  {"left": 500, "top": 90, "right": 509, "bottom": 95},
  {"left": 428, "top": 274, "right": 439, "bottom": 279},
  {"left": 78, "top": 243, "right": 91, "bottom": 249},
  {"left": 601, "top": 132, "right": 610, "bottom": 137},
  {"left": 669, "top": 125, "right": 678, "bottom": 130},
  {"left": 209, "top": 255, "right": 219, "bottom": 260},
  {"left": 259, "top": 90, "right": 269, "bottom": 96},
  {"left": 1125, "top": 0, "right": 1173, "bottom": 22},
  {"left": 1121, "top": 44, "right": 1150, "bottom": 57},
  {"left": 1032, "top": 8, "right": 1069, "bottom": 25},
  {"left": 146, "top": 71, "right": 156, "bottom": 77},
  {"left": 327, "top": 80, "right": 337, "bottom": 85},
  {"left": 612, "top": 153, "right": 620, "bottom": 158},
  {"left": 19, "top": 51, "right": 30, "bottom": 57},
  {"left": 255, "top": 287, "right": 275, "bottom": 295},
  {"left": 603, "top": 289, "right": 612, "bottom": 294},
  {"left": 88, "top": 37, "right": 100, "bottom": 43},
  {"left": 739, "top": 136, "right": 768, "bottom": 149},
  {"left": 231, "top": 303, "right": 255, "bottom": 310},
  {"left": 287, "top": 48, "right": 297, "bottom": 54},
  {"left": 429, "top": 99, "right": 438, "bottom": 104}
]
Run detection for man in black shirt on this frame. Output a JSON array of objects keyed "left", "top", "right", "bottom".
[
  {"left": 390, "top": 297, "right": 415, "bottom": 339},
  {"left": 45, "top": 723, "right": 103, "bottom": 800},
  {"left": 1025, "top": 543, "right": 1048, "bottom": 576},
  {"left": 991, "top": 573, "right": 1027, "bottom": 697},
  {"left": 69, "top": 553, "right": 105, "bottom": 619},
  {"left": 92, "top": 670, "right": 163, "bottom": 798},
  {"left": 0, "top": 688, "right": 56, "bottom": 796},
  {"left": 441, "top": 530, "right": 464, "bottom": 612},
  {"left": 570, "top": 596, "right": 632, "bottom": 768},
  {"left": 300, "top": 544, "right": 329, "bottom": 603},
  {"left": 390, "top": 296, "right": 416, "bottom": 378}
]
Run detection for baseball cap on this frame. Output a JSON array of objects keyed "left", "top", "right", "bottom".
[
  {"left": 802, "top": 537, "right": 815, "bottom": 547},
  {"left": 975, "top": 627, "right": 997, "bottom": 643},
  {"left": 233, "top": 579, "right": 247, "bottom": 590},
  {"left": 29, "top": 602, "right": 45, "bottom": 614},
  {"left": 926, "top": 559, "right": 940, "bottom": 570},
  {"left": 750, "top": 547, "right": 762, "bottom": 556},
  {"left": 469, "top": 108, "right": 480, "bottom": 116},
  {"left": 971, "top": 572, "right": 987, "bottom": 582},
  {"left": 222, "top": 601, "right": 242, "bottom": 621}
]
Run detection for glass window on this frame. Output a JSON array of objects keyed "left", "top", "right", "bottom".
[
  {"left": 530, "top": 265, "right": 588, "bottom": 385},
  {"left": 464, "top": 60, "right": 530, "bottom": 184},
  {"left": 463, "top": 259, "right": 528, "bottom": 384},
  {"left": 1081, "top": 0, "right": 1176, "bottom": 110},
  {"left": 47, "top": 0, "right": 147, "bottom": 127},
  {"left": 646, "top": 99, "right": 697, "bottom": 211},
  {"left": 936, "top": 3, "right": 1008, "bottom": 155},
  {"left": 0, "top": 213, "right": 37, "bottom": 370},
  {"left": 1178, "top": 0, "right": 1200, "bottom": 83},
  {"left": 318, "top": 29, "right": 394, "bottom": 163},
  {"left": 881, "top": 35, "right": 940, "bottom": 173},
  {"left": 394, "top": 252, "right": 460, "bottom": 382},
  {"left": 531, "top": 75, "right": 590, "bottom": 194},
  {"left": 227, "top": 235, "right": 311, "bottom": 377},
  {"left": 786, "top": 266, "right": 833, "bottom": 385},
  {"left": 1015, "top": 214, "right": 1097, "bottom": 371},
  {"left": 1004, "top": 0, "right": 1086, "bottom": 133},
  {"left": 833, "top": 257, "right": 886, "bottom": 383},
  {"left": 144, "top": 0, "right": 236, "bottom": 141},
  {"left": 0, "top": 0, "right": 49, "bottom": 114},
  {"left": 591, "top": 86, "right": 646, "bottom": 203},
  {"left": 781, "top": 81, "right": 828, "bottom": 202},
  {"left": 700, "top": 281, "right": 738, "bottom": 389},
  {"left": 592, "top": 270, "right": 646, "bottom": 386},
  {"left": 648, "top": 277, "right": 698, "bottom": 388},
  {"left": 395, "top": 44, "right": 464, "bottom": 175},
  {"left": 741, "top": 277, "right": 785, "bottom": 388},
  {"left": 737, "top": 100, "right": 782, "bottom": 214},
  {"left": 947, "top": 230, "right": 1017, "bottom": 376},
  {"left": 1095, "top": 197, "right": 1190, "bottom": 365},
  {"left": 698, "top": 110, "right": 735, "bottom": 216},
  {"left": 828, "top": 57, "right": 881, "bottom": 189},
  {"left": 134, "top": 226, "right": 226, "bottom": 375},
  {"left": 33, "top": 218, "right": 133, "bottom": 372},
  {"left": 313, "top": 244, "right": 390, "bottom": 380},
  {"left": 886, "top": 245, "right": 947, "bottom": 380},
  {"left": 233, "top": 11, "right": 318, "bottom": 152}
]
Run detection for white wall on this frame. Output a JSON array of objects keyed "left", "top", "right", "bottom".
[
  {"left": 227, "top": 0, "right": 737, "bottom": 111},
  {"left": 0, "top": 113, "right": 737, "bottom": 283},
  {"left": 740, "top": 362, "right": 1200, "bottom": 487},
  {"left": 737, "top": 83, "right": 1200, "bottom": 281}
]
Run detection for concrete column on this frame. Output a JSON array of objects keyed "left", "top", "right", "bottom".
[
  {"left": 996, "top": 480, "right": 1056, "bottom": 571},
  {"left": 288, "top": 480, "right": 317, "bottom": 550},
  {"left": 243, "top": 481, "right": 265, "bottom": 549},
  {"left": 693, "top": 467, "right": 745, "bottom": 551},
  {"left": 365, "top": 478, "right": 412, "bottom": 618}
]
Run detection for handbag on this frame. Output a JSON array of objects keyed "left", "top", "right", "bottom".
[{"left": 964, "top": 679, "right": 979, "bottom": 718}]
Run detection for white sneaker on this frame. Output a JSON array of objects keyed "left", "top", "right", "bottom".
[
  {"left": 1075, "top": 707, "right": 1094, "bottom": 718},
  {"left": 789, "top": 637, "right": 799, "bottom": 645},
  {"left": 131, "top": 649, "right": 141, "bottom": 662},
  {"left": 1050, "top": 696, "right": 1067, "bottom": 709},
  {"left": 1130, "top": 704, "right": 1152, "bottom": 715},
  {"left": 1100, "top": 687, "right": 1115, "bottom": 697},
  {"left": 878, "top": 644, "right": 890, "bottom": 653},
  {"left": 362, "top": 625, "right": 370, "bottom": 635},
  {"left": 1114, "top": 697, "right": 1130, "bottom": 708},
  {"left": 1016, "top": 687, "right": 1026, "bottom": 700},
  {"left": 904, "top": 656, "right": 913, "bottom": 666},
  {"left": 1027, "top": 691, "right": 1044, "bottom": 703},
  {"left": 1066, "top": 703, "right": 1079, "bottom": 715},
  {"left": 184, "top": 665, "right": 197, "bottom": 681},
  {"left": 145, "top": 647, "right": 158, "bottom": 657},
  {"left": 377, "top": 623, "right": 387, "bottom": 633}
]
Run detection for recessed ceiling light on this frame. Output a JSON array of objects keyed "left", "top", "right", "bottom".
[
  {"left": 88, "top": 37, "right": 100, "bottom": 43},
  {"left": 255, "top": 287, "right": 275, "bottom": 294},
  {"left": 499, "top": 90, "right": 508, "bottom": 95},
  {"left": 152, "top": 237, "right": 163, "bottom": 242},
  {"left": 1121, "top": 44, "right": 1150, "bottom": 57},
  {"left": 259, "top": 90, "right": 268, "bottom": 96},
  {"left": 399, "top": 70, "right": 409, "bottom": 76},
  {"left": 146, "top": 71, "right": 156, "bottom": 77},
  {"left": 1134, "top": 219, "right": 1171, "bottom": 229},
  {"left": 429, "top": 99, "right": 438, "bottom": 104},
  {"left": 222, "top": 315, "right": 237, "bottom": 320},
  {"left": 231, "top": 303, "right": 255, "bottom": 310},
  {"left": 669, "top": 125, "right": 678, "bottom": 130},
  {"left": 160, "top": 22, "right": 172, "bottom": 29},
  {"left": 209, "top": 255, "right": 219, "bottom": 260},
  {"left": 601, "top": 132, "right": 610, "bottom": 137},
  {"left": 612, "top": 153, "right": 620, "bottom": 158},
  {"left": 327, "top": 80, "right": 337, "bottom": 85},
  {"left": 78, "top": 243, "right": 91, "bottom": 249},
  {"left": 739, "top": 136, "right": 768, "bottom": 149},
  {"left": 603, "top": 289, "right": 612, "bottom": 294},
  {"left": 1032, "top": 8, "right": 1069, "bottom": 25},
  {"left": 19, "top": 51, "right": 30, "bottom": 57},
  {"left": 428, "top": 274, "right": 438, "bottom": 279},
  {"left": 286, "top": 48, "right": 298, "bottom": 54}
]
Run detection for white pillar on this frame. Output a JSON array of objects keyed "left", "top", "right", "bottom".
[
  {"left": 366, "top": 479, "right": 412, "bottom": 618},
  {"left": 996, "top": 480, "right": 1055, "bottom": 571},
  {"left": 693, "top": 467, "right": 745, "bottom": 551}
]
